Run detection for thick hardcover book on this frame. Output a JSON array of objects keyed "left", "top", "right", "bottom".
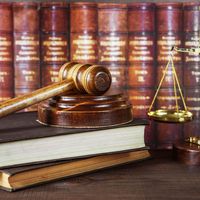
[
  {"left": 127, "top": 3, "right": 155, "bottom": 120},
  {"left": 0, "top": 150, "right": 150, "bottom": 191},
  {"left": 70, "top": 2, "right": 98, "bottom": 64},
  {"left": 98, "top": 3, "right": 128, "bottom": 94},
  {"left": 0, "top": 112, "right": 147, "bottom": 168},
  {"left": 13, "top": 2, "right": 40, "bottom": 111},
  {"left": 155, "top": 3, "right": 183, "bottom": 149},
  {"left": 0, "top": 3, "right": 14, "bottom": 102},
  {"left": 183, "top": 3, "right": 200, "bottom": 139},
  {"left": 40, "top": 2, "right": 69, "bottom": 86}
]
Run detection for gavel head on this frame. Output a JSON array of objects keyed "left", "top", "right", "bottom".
[{"left": 58, "top": 62, "right": 112, "bottom": 95}]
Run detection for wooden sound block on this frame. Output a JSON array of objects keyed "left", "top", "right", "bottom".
[
  {"left": 37, "top": 94, "right": 133, "bottom": 128},
  {"left": 173, "top": 142, "right": 200, "bottom": 165}
]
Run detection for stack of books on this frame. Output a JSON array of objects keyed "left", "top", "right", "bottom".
[{"left": 0, "top": 112, "right": 150, "bottom": 191}]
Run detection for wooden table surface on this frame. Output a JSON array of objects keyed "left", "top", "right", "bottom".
[{"left": 0, "top": 151, "right": 200, "bottom": 200}]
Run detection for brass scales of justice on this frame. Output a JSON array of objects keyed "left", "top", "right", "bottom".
[{"left": 147, "top": 44, "right": 200, "bottom": 123}]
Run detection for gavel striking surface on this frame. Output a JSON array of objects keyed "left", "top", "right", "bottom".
[{"left": 38, "top": 94, "right": 133, "bottom": 128}]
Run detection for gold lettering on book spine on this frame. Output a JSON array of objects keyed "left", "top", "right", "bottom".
[
  {"left": 43, "top": 36, "right": 68, "bottom": 62},
  {"left": 129, "top": 36, "right": 154, "bottom": 62},
  {"left": 157, "top": 36, "right": 181, "bottom": 62},
  {"left": 184, "top": 37, "right": 200, "bottom": 62},
  {"left": 0, "top": 36, "right": 12, "bottom": 61},
  {"left": 22, "top": 70, "right": 36, "bottom": 82},
  {"left": 99, "top": 36, "right": 126, "bottom": 62},
  {"left": 49, "top": 70, "right": 59, "bottom": 83},
  {"left": 72, "top": 34, "right": 97, "bottom": 62},
  {"left": 0, "top": 71, "right": 9, "bottom": 83},
  {"left": 15, "top": 35, "right": 39, "bottom": 62}
]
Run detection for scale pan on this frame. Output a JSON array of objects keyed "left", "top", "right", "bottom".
[{"left": 147, "top": 109, "right": 193, "bottom": 123}]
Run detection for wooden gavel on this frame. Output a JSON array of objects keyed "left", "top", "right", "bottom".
[{"left": 0, "top": 62, "right": 112, "bottom": 118}]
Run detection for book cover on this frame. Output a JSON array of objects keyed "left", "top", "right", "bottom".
[
  {"left": 183, "top": 2, "right": 200, "bottom": 139},
  {"left": 70, "top": 2, "right": 98, "bottom": 64},
  {"left": 98, "top": 3, "right": 128, "bottom": 95},
  {"left": 13, "top": 2, "right": 40, "bottom": 111},
  {"left": 0, "top": 112, "right": 147, "bottom": 168},
  {"left": 0, "top": 150, "right": 150, "bottom": 191},
  {"left": 0, "top": 3, "right": 14, "bottom": 102},
  {"left": 127, "top": 2, "right": 155, "bottom": 120},
  {"left": 155, "top": 3, "right": 183, "bottom": 149},
  {"left": 40, "top": 2, "right": 69, "bottom": 86}
]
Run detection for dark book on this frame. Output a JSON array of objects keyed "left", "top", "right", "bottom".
[
  {"left": 183, "top": 3, "right": 200, "bottom": 139},
  {"left": 0, "top": 3, "right": 14, "bottom": 102},
  {"left": 98, "top": 3, "right": 128, "bottom": 95},
  {"left": 0, "top": 112, "right": 147, "bottom": 168},
  {"left": 0, "top": 150, "right": 150, "bottom": 191},
  {"left": 13, "top": 2, "right": 40, "bottom": 111},
  {"left": 40, "top": 2, "right": 69, "bottom": 87},
  {"left": 70, "top": 2, "right": 98, "bottom": 64},
  {"left": 127, "top": 3, "right": 156, "bottom": 149},
  {"left": 155, "top": 3, "right": 183, "bottom": 149},
  {"left": 127, "top": 3, "right": 155, "bottom": 119}
]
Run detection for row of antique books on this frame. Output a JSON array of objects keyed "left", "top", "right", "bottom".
[{"left": 0, "top": 2, "right": 200, "bottom": 149}]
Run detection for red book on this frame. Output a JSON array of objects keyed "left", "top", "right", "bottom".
[
  {"left": 155, "top": 3, "right": 183, "bottom": 149},
  {"left": 40, "top": 2, "right": 69, "bottom": 86},
  {"left": 70, "top": 2, "right": 98, "bottom": 64},
  {"left": 98, "top": 3, "right": 128, "bottom": 95},
  {"left": 127, "top": 3, "right": 156, "bottom": 149},
  {"left": 127, "top": 3, "right": 155, "bottom": 120},
  {"left": 183, "top": 3, "right": 200, "bottom": 139},
  {"left": 13, "top": 2, "right": 40, "bottom": 111},
  {"left": 0, "top": 3, "right": 14, "bottom": 102}
]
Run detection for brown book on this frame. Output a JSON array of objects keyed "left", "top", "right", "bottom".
[
  {"left": 183, "top": 3, "right": 200, "bottom": 139},
  {"left": 0, "top": 150, "right": 150, "bottom": 192},
  {"left": 40, "top": 2, "right": 69, "bottom": 86},
  {"left": 13, "top": 2, "right": 40, "bottom": 111},
  {"left": 0, "top": 112, "right": 147, "bottom": 168},
  {"left": 98, "top": 3, "right": 128, "bottom": 95},
  {"left": 70, "top": 2, "right": 98, "bottom": 64},
  {"left": 0, "top": 3, "right": 14, "bottom": 102},
  {"left": 155, "top": 3, "right": 183, "bottom": 149},
  {"left": 127, "top": 3, "right": 156, "bottom": 149},
  {"left": 127, "top": 3, "right": 155, "bottom": 120}
]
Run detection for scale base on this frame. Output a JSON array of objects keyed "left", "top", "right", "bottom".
[{"left": 147, "top": 109, "right": 193, "bottom": 123}]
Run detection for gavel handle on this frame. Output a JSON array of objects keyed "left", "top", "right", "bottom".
[{"left": 0, "top": 80, "right": 74, "bottom": 118}]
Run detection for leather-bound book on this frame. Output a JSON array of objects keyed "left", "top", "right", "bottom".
[
  {"left": 127, "top": 3, "right": 155, "bottom": 120},
  {"left": 98, "top": 3, "right": 128, "bottom": 94},
  {"left": 155, "top": 3, "right": 183, "bottom": 149},
  {"left": 0, "top": 112, "right": 147, "bottom": 168},
  {"left": 40, "top": 2, "right": 69, "bottom": 86},
  {"left": 0, "top": 3, "right": 14, "bottom": 102},
  {"left": 0, "top": 150, "right": 150, "bottom": 191},
  {"left": 70, "top": 2, "right": 98, "bottom": 64},
  {"left": 183, "top": 3, "right": 200, "bottom": 139},
  {"left": 13, "top": 2, "right": 40, "bottom": 111}
]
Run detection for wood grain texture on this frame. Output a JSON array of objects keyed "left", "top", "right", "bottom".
[
  {"left": 38, "top": 94, "right": 133, "bottom": 128},
  {"left": 1, "top": 152, "right": 200, "bottom": 199}
]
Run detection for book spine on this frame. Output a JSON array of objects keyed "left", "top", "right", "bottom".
[
  {"left": 98, "top": 3, "right": 128, "bottom": 94},
  {"left": 127, "top": 3, "right": 156, "bottom": 148},
  {"left": 183, "top": 3, "right": 200, "bottom": 139},
  {"left": 70, "top": 2, "right": 98, "bottom": 64},
  {"left": 13, "top": 2, "right": 40, "bottom": 111},
  {"left": 0, "top": 3, "right": 14, "bottom": 102},
  {"left": 155, "top": 3, "right": 183, "bottom": 149},
  {"left": 127, "top": 3, "right": 155, "bottom": 120},
  {"left": 40, "top": 2, "right": 69, "bottom": 87}
]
